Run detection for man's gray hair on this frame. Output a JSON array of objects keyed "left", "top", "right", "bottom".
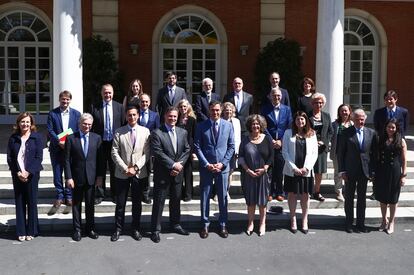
[{"left": 80, "top": 112, "right": 94, "bottom": 124}]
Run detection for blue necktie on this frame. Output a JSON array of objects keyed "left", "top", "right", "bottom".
[
  {"left": 83, "top": 134, "right": 88, "bottom": 157},
  {"left": 105, "top": 103, "right": 112, "bottom": 140},
  {"left": 140, "top": 111, "right": 147, "bottom": 126}
]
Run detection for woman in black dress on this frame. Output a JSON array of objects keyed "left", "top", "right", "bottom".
[
  {"left": 375, "top": 118, "right": 407, "bottom": 234},
  {"left": 296, "top": 77, "right": 315, "bottom": 116},
  {"left": 282, "top": 111, "right": 318, "bottom": 234},
  {"left": 309, "top": 92, "right": 333, "bottom": 202},
  {"left": 177, "top": 99, "right": 197, "bottom": 201},
  {"left": 238, "top": 115, "right": 273, "bottom": 236},
  {"left": 123, "top": 79, "right": 144, "bottom": 110}
]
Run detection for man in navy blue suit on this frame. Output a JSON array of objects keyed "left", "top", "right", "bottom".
[
  {"left": 90, "top": 84, "right": 125, "bottom": 204},
  {"left": 268, "top": 72, "right": 290, "bottom": 107},
  {"left": 261, "top": 87, "right": 292, "bottom": 201},
  {"left": 374, "top": 90, "right": 409, "bottom": 137},
  {"left": 47, "top": 90, "right": 81, "bottom": 215},
  {"left": 65, "top": 113, "right": 104, "bottom": 241},
  {"left": 195, "top": 101, "right": 235, "bottom": 239},
  {"left": 138, "top": 93, "right": 160, "bottom": 204},
  {"left": 195, "top": 77, "right": 221, "bottom": 122}
]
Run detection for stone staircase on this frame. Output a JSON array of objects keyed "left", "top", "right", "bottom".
[{"left": 1, "top": 139, "right": 414, "bottom": 232}]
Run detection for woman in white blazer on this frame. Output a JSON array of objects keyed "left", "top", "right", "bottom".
[{"left": 282, "top": 111, "right": 318, "bottom": 234}]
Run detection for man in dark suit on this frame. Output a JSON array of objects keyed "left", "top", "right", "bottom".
[
  {"left": 268, "top": 72, "right": 290, "bottom": 106},
  {"left": 195, "top": 77, "right": 221, "bottom": 122},
  {"left": 138, "top": 93, "right": 160, "bottom": 204},
  {"left": 337, "top": 109, "right": 377, "bottom": 233},
  {"left": 374, "top": 90, "right": 409, "bottom": 137},
  {"left": 64, "top": 113, "right": 104, "bottom": 241},
  {"left": 195, "top": 101, "right": 235, "bottom": 239},
  {"left": 156, "top": 71, "right": 187, "bottom": 122},
  {"left": 150, "top": 106, "right": 191, "bottom": 243},
  {"left": 89, "top": 84, "right": 125, "bottom": 204},
  {"left": 47, "top": 90, "right": 81, "bottom": 215},
  {"left": 261, "top": 87, "right": 292, "bottom": 202},
  {"left": 222, "top": 77, "right": 253, "bottom": 135},
  {"left": 110, "top": 105, "right": 150, "bottom": 242}
]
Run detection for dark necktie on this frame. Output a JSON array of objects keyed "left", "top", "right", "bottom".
[{"left": 83, "top": 134, "right": 88, "bottom": 157}]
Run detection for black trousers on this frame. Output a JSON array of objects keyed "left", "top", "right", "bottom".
[
  {"left": 151, "top": 179, "right": 182, "bottom": 233},
  {"left": 344, "top": 176, "right": 368, "bottom": 227},
  {"left": 96, "top": 141, "right": 116, "bottom": 199},
  {"left": 114, "top": 176, "right": 145, "bottom": 231},
  {"left": 270, "top": 148, "right": 284, "bottom": 196},
  {"left": 182, "top": 159, "right": 193, "bottom": 200},
  {"left": 72, "top": 183, "right": 95, "bottom": 232}
]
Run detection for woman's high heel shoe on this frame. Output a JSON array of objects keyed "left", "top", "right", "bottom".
[
  {"left": 245, "top": 230, "right": 253, "bottom": 236},
  {"left": 290, "top": 217, "right": 297, "bottom": 234},
  {"left": 379, "top": 222, "right": 388, "bottom": 232},
  {"left": 18, "top": 236, "right": 25, "bottom": 242},
  {"left": 386, "top": 222, "right": 394, "bottom": 235}
]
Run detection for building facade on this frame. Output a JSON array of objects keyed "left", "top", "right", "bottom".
[{"left": 0, "top": 0, "right": 412, "bottom": 124}]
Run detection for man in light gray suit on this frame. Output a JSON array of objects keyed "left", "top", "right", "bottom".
[
  {"left": 156, "top": 71, "right": 187, "bottom": 122},
  {"left": 337, "top": 109, "right": 377, "bottom": 233},
  {"left": 195, "top": 101, "right": 235, "bottom": 239},
  {"left": 150, "top": 106, "right": 191, "bottom": 243},
  {"left": 110, "top": 105, "right": 150, "bottom": 242}
]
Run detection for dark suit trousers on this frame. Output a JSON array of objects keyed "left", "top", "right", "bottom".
[
  {"left": 13, "top": 173, "right": 39, "bottom": 237},
  {"left": 271, "top": 148, "right": 284, "bottom": 196},
  {"left": 344, "top": 176, "right": 368, "bottom": 227},
  {"left": 96, "top": 140, "right": 116, "bottom": 199},
  {"left": 50, "top": 149, "right": 72, "bottom": 200},
  {"left": 151, "top": 179, "right": 182, "bottom": 233},
  {"left": 182, "top": 159, "right": 193, "bottom": 200},
  {"left": 114, "top": 176, "right": 145, "bottom": 231},
  {"left": 72, "top": 183, "right": 95, "bottom": 232}
]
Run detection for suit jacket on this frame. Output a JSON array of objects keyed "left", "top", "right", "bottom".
[
  {"left": 373, "top": 106, "right": 409, "bottom": 136},
  {"left": 223, "top": 91, "right": 253, "bottom": 133},
  {"left": 310, "top": 111, "right": 333, "bottom": 153},
  {"left": 282, "top": 129, "right": 318, "bottom": 177},
  {"left": 111, "top": 125, "right": 151, "bottom": 179},
  {"left": 89, "top": 100, "right": 125, "bottom": 138},
  {"left": 64, "top": 132, "right": 104, "bottom": 186},
  {"left": 261, "top": 103, "right": 292, "bottom": 141},
  {"left": 155, "top": 85, "right": 187, "bottom": 119},
  {"left": 195, "top": 92, "right": 221, "bottom": 122},
  {"left": 7, "top": 132, "right": 44, "bottom": 175},
  {"left": 177, "top": 116, "right": 196, "bottom": 152},
  {"left": 139, "top": 109, "right": 160, "bottom": 132},
  {"left": 194, "top": 118, "right": 235, "bottom": 172},
  {"left": 337, "top": 126, "right": 377, "bottom": 180},
  {"left": 151, "top": 125, "right": 190, "bottom": 184},
  {"left": 47, "top": 107, "right": 81, "bottom": 153}
]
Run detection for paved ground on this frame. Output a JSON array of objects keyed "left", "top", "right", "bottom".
[{"left": 1, "top": 222, "right": 414, "bottom": 275}]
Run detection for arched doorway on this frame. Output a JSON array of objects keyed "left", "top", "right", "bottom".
[
  {"left": 0, "top": 10, "right": 52, "bottom": 123},
  {"left": 344, "top": 16, "right": 379, "bottom": 121},
  {"left": 159, "top": 15, "right": 219, "bottom": 103}
]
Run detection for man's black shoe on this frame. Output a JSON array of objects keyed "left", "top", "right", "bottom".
[
  {"left": 88, "top": 230, "right": 99, "bottom": 239},
  {"left": 131, "top": 230, "right": 142, "bottom": 241},
  {"left": 172, "top": 225, "right": 189, "bottom": 236},
  {"left": 151, "top": 232, "right": 160, "bottom": 243},
  {"left": 72, "top": 231, "right": 81, "bottom": 242},
  {"left": 110, "top": 231, "right": 121, "bottom": 242}
]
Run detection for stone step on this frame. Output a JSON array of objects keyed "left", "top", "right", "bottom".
[
  {"left": 1, "top": 179, "right": 414, "bottom": 199},
  {"left": 2, "top": 207, "right": 414, "bottom": 233},
  {"left": 1, "top": 193, "right": 414, "bottom": 215}
]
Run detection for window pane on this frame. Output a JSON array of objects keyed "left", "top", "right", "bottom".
[
  {"left": 25, "top": 47, "right": 36, "bottom": 57},
  {"left": 9, "top": 70, "right": 19, "bottom": 80},
  {"left": 363, "top": 34, "right": 375, "bottom": 45},
  {"left": 192, "top": 49, "right": 202, "bottom": 59},
  {"left": 26, "top": 93, "right": 36, "bottom": 103},
  {"left": 163, "top": 48, "right": 174, "bottom": 59},
  {"left": 163, "top": 60, "right": 174, "bottom": 70},
  {"left": 350, "top": 51, "right": 360, "bottom": 60},
  {"left": 11, "top": 82, "right": 19, "bottom": 92},
  {"left": 0, "top": 70, "right": 4, "bottom": 80},
  {"left": 7, "top": 47, "right": 18, "bottom": 57},
  {"left": 176, "top": 60, "right": 186, "bottom": 71},
  {"left": 22, "top": 13, "right": 35, "bottom": 27},
  {"left": 362, "top": 72, "right": 372, "bottom": 82},
  {"left": 344, "top": 33, "right": 360, "bottom": 45},
  {"left": 363, "top": 51, "right": 373, "bottom": 60},
  {"left": 39, "top": 92, "right": 50, "bottom": 103},
  {"left": 362, "top": 94, "right": 371, "bottom": 104},
  {"left": 25, "top": 59, "right": 36, "bottom": 69},
  {"left": 363, "top": 61, "right": 372, "bottom": 72},
  {"left": 176, "top": 31, "right": 202, "bottom": 44},
  {"left": 39, "top": 59, "right": 49, "bottom": 69},
  {"left": 176, "top": 16, "right": 189, "bottom": 30},
  {"left": 176, "top": 49, "right": 186, "bottom": 59},
  {"left": 350, "top": 72, "right": 360, "bottom": 82},
  {"left": 7, "top": 13, "right": 21, "bottom": 28},
  {"left": 206, "top": 60, "right": 215, "bottom": 71},
  {"left": 205, "top": 32, "right": 218, "bottom": 44},
  {"left": 190, "top": 16, "right": 203, "bottom": 31},
  {"left": 25, "top": 70, "right": 36, "bottom": 81},
  {"left": 37, "top": 29, "right": 51, "bottom": 41},
  {"left": 192, "top": 60, "right": 202, "bottom": 70},
  {"left": 350, "top": 61, "right": 360, "bottom": 71},
  {"left": 25, "top": 82, "right": 36, "bottom": 92},
  {"left": 350, "top": 94, "right": 359, "bottom": 105},
  {"left": 38, "top": 47, "right": 49, "bottom": 57},
  {"left": 199, "top": 21, "right": 213, "bottom": 36},
  {"left": 357, "top": 24, "right": 371, "bottom": 38},
  {"left": 8, "top": 58, "right": 19, "bottom": 69},
  {"left": 39, "top": 82, "right": 50, "bottom": 92},
  {"left": 8, "top": 29, "right": 35, "bottom": 41},
  {"left": 192, "top": 72, "right": 202, "bottom": 82},
  {"left": 349, "top": 83, "right": 360, "bottom": 94},
  {"left": 39, "top": 70, "right": 49, "bottom": 81},
  {"left": 205, "top": 72, "right": 215, "bottom": 81},
  {"left": 0, "top": 17, "right": 13, "bottom": 33},
  {"left": 348, "top": 19, "right": 361, "bottom": 32},
  {"left": 30, "top": 18, "right": 47, "bottom": 33},
  {"left": 362, "top": 83, "right": 372, "bottom": 93},
  {"left": 205, "top": 49, "right": 215, "bottom": 59}
]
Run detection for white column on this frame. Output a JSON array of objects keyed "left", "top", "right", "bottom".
[
  {"left": 315, "top": 0, "right": 344, "bottom": 117},
  {"left": 53, "top": 0, "right": 83, "bottom": 112}
]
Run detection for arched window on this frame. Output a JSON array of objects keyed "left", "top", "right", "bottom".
[
  {"left": 160, "top": 15, "right": 219, "bottom": 103},
  {"left": 0, "top": 11, "right": 51, "bottom": 121},
  {"left": 344, "top": 17, "right": 377, "bottom": 114}
]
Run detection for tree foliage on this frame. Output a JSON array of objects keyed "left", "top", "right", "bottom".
[{"left": 254, "top": 38, "right": 303, "bottom": 109}]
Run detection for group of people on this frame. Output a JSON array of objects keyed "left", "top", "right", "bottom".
[{"left": 7, "top": 71, "right": 409, "bottom": 243}]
